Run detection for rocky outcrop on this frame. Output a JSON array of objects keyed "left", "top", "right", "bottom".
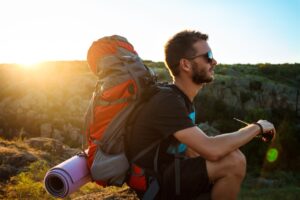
[
  {"left": 25, "top": 137, "right": 80, "bottom": 161},
  {"left": 0, "top": 63, "right": 95, "bottom": 145},
  {"left": 198, "top": 75, "right": 297, "bottom": 113},
  {"left": 40, "top": 123, "right": 52, "bottom": 138},
  {"left": 0, "top": 139, "right": 38, "bottom": 180},
  {"left": 0, "top": 137, "right": 80, "bottom": 182},
  {"left": 0, "top": 147, "right": 37, "bottom": 180}
]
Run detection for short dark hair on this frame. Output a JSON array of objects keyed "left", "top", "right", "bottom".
[{"left": 164, "top": 30, "right": 208, "bottom": 77}]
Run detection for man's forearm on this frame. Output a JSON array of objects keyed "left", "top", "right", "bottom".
[
  {"left": 209, "top": 124, "right": 261, "bottom": 159},
  {"left": 175, "top": 122, "right": 274, "bottom": 161}
]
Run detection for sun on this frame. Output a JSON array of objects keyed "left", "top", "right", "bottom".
[
  {"left": 16, "top": 54, "right": 45, "bottom": 69},
  {"left": 19, "top": 61, "right": 39, "bottom": 69}
]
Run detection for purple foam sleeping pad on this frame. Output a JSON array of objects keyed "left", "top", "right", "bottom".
[{"left": 44, "top": 152, "right": 92, "bottom": 198}]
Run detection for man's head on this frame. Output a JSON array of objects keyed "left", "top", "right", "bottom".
[{"left": 164, "top": 30, "right": 217, "bottom": 84}]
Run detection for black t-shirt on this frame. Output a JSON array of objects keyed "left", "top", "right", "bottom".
[{"left": 126, "top": 84, "right": 196, "bottom": 170}]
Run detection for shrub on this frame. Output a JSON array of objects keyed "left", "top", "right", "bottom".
[
  {"left": 6, "top": 173, "right": 46, "bottom": 199},
  {"left": 240, "top": 91, "right": 252, "bottom": 104},
  {"left": 249, "top": 80, "right": 262, "bottom": 91},
  {"left": 5, "top": 160, "right": 55, "bottom": 199}
]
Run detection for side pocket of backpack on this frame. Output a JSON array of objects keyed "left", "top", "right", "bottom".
[{"left": 90, "top": 147, "right": 129, "bottom": 186}]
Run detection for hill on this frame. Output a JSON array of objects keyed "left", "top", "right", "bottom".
[
  {"left": 0, "top": 136, "right": 140, "bottom": 199},
  {"left": 0, "top": 61, "right": 299, "bottom": 199}
]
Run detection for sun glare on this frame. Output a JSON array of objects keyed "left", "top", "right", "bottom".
[
  {"left": 16, "top": 55, "right": 45, "bottom": 69},
  {"left": 266, "top": 148, "right": 279, "bottom": 163},
  {"left": 20, "top": 61, "right": 39, "bottom": 69}
]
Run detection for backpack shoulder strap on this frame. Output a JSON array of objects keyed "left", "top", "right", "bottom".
[
  {"left": 124, "top": 83, "right": 167, "bottom": 159},
  {"left": 130, "top": 138, "right": 163, "bottom": 164}
]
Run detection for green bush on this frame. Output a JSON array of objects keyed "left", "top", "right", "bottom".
[
  {"left": 7, "top": 173, "right": 47, "bottom": 199},
  {"left": 5, "top": 160, "right": 55, "bottom": 199},
  {"left": 4, "top": 159, "right": 105, "bottom": 199},
  {"left": 244, "top": 108, "right": 271, "bottom": 123},
  {"left": 240, "top": 91, "right": 252, "bottom": 104}
]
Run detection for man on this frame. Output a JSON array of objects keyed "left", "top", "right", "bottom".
[{"left": 126, "top": 30, "right": 276, "bottom": 200}]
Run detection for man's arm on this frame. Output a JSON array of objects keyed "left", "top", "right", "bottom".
[
  {"left": 185, "top": 147, "right": 200, "bottom": 158},
  {"left": 175, "top": 120, "right": 275, "bottom": 161}
]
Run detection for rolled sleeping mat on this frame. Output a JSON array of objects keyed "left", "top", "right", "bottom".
[{"left": 44, "top": 152, "right": 92, "bottom": 198}]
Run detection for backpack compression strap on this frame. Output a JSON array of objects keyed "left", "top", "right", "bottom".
[{"left": 131, "top": 139, "right": 162, "bottom": 200}]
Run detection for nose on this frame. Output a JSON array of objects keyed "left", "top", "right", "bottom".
[{"left": 211, "top": 58, "right": 217, "bottom": 66}]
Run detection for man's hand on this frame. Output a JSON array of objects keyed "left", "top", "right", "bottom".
[{"left": 256, "top": 120, "right": 276, "bottom": 142}]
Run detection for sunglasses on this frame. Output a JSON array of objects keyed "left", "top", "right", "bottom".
[{"left": 185, "top": 50, "right": 213, "bottom": 63}]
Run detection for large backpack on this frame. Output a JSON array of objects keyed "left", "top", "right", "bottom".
[{"left": 84, "top": 35, "right": 157, "bottom": 186}]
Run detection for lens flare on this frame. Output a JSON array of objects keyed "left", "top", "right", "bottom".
[{"left": 266, "top": 148, "right": 278, "bottom": 162}]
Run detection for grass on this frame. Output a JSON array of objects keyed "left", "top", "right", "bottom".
[
  {"left": 239, "top": 186, "right": 300, "bottom": 200},
  {"left": 3, "top": 158, "right": 300, "bottom": 199},
  {"left": 239, "top": 171, "right": 300, "bottom": 200},
  {"left": 2, "top": 159, "right": 102, "bottom": 200},
  {"left": 4, "top": 160, "right": 55, "bottom": 200}
]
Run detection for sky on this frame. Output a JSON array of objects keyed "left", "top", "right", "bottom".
[{"left": 0, "top": 0, "right": 299, "bottom": 65}]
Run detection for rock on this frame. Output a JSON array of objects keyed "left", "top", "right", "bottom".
[
  {"left": 40, "top": 123, "right": 52, "bottom": 138},
  {"left": 63, "top": 123, "right": 81, "bottom": 142},
  {"left": 38, "top": 151, "right": 52, "bottom": 161},
  {"left": 25, "top": 137, "right": 64, "bottom": 154},
  {"left": 69, "top": 128, "right": 81, "bottom": 142},
  {"left": 0, "top": 164, "right": 18, "bottom": 180},
  {"left": 25, "top": 137, "right": 80, "bottom": 160},
  {"left": 64, "top": 147, "right": 82, "bottom": 159},
  {"left": 0, "top": 143, "right": 38, "bottom": 181},
  {"left": 0, "top": 137, "right": 81, "bottom": 183},
  {"left": 53, "top": 129, "right": 64, "bottom": 141},
  {"left": 7, "top": 152, "right": 37, "bottom": 168}
]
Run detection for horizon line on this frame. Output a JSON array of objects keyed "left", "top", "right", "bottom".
[{"left": 0, "top": 60, "right": 299, "bottom": 66}]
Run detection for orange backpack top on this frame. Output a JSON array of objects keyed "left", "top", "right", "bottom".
[{"left": 85, "top": 35, "right": 156, "bottom": 186}]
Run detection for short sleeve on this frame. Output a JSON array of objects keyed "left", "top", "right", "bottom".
[{"left": 151, "top": 92, "right": 195, "bottom": 138}]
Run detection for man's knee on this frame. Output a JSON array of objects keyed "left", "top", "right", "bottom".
[
  {"left": 228, "top": 150, "right": 246, "bottom": 178},
  {"left": 206, "top": 150, "right": 247, "bottom": 181}
]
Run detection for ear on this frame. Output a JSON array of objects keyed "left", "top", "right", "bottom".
[{"left": 179, "top": 58, "right": 192, "bottom": 73}]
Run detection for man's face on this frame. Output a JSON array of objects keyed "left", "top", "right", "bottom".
[{"left": 187, "top": 40, "right": 217, "bottom": 85}]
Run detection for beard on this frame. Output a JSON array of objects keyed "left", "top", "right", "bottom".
[{"left": 191, "top": 61, "right": 214, "bottom": 85}]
